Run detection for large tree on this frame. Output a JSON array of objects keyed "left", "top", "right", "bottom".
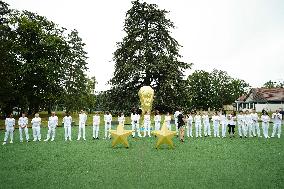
[
  {"left": 263, "top": 80, "right": 284, "bottom": 88},
  {"left": 109, "top": 0, "right": 191, "bottom": 112},
  {"left": 0, "top": 2, "right": 92, "bottom": 115}
]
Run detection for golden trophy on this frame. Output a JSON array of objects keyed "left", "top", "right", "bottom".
[{"left": 138, "top": 86, "right": 154, "bottom": 115}]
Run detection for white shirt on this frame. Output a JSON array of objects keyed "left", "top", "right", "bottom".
[
  {"left": 187, "top": 115, "right": 193, "bottom": 125},
  {"left": 118, "top": 115, "right": 125, "bottom": 125},
  {"left": 79, "top": 113, "right": 87, "bottom": 123},
  {"left": 261, "top": 115, "right": 270, "bottom": 123},
  {"left": 63, "top": 116, "right": 72, "bottom": 127},
  {"left": 244, "top": 114, "right": 252, "bottom": 125},
  {"left": 194, "top": 115, "right": 202, "bottom": 123},
  {"left": 165, "top": 115, "right": 171, "bottom": 123},
  {"left": 237, "top": 114, "right": 245, "bottom": 124},
  {"left": 228, "top": 115, "right": 236, "bottom": 125},
  {"left": 93, "top": 115, "right": 100, "bottom": 125},
  {"left": 251, "top": 113, "right": 259, "bottom": 123},
  {"left": 31, "top": 117, "right": 41, "bottom": 127},
  {"left": 154, "top": 115, "right": 161, "bottom": 123},
  {"left": 131, "top": 113, "right": 140, "bottom": 123},
  {"left": 144, "top": 114, "right": 151, "bottom": 124},
  {"left": 104, "top": 114, "right": 112, "bottom": 123},
  {"left": 174, "top": 111, "right": 180, "bottom": 121},
  {"left": 272, "top": 113, "right": 282, "bottom": 123},
  {"left": 202, "top": 115, "right": 209, "bottom": 124},
  {"left": 18, "top": 117, "right": 28, "bottom": 127},
  {"left": 5, "top": 118, "right": 15, "bottom": 127},
  {"left": 220, "top": 115, "right": 227, "bottom": 125},
  {"left": 49, "top": 116, "right": 58, "bottom": 127},
  {"left": 212, "top": 115, "right": 220, "bottom": 125}
]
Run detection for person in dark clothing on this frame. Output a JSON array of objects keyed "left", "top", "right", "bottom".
[
  {"left": 177, "top": 111, "right": 185, "bottom": 142},
  {"left": 228, "top": 111, "right": 237, "bottom": 138}
]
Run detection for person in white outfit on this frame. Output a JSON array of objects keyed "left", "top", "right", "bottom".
[
  {"left": 31, "top": 113, "right": 41, "bottom": 142},
  {"left": 251, "top": 109, "right": 261, "bottom": 137},
  {"left": 194, "top": 112, "right": 202, "bottom": 138},
  {"left": 186, "top": 112, "right": 193, "bottom": 137},
  {"left": 93, "top": 112, "right": 100, "bottom": 140},
  {"left": 261, "top": 111, "right": 270, "bottom": 139},
  {"left": 131, "top": 110, "right": 141, "bottom": 138},
  {"left": 212, "top": 112, "right": 220, "bottom": 138},
  {"left": 118, "top": 112, "right": 125, "bottom": 126},
  {"left": 104, "top": 111, "right": 112, "bottom": 139},
  {"left": 237, "top": 111, "right": 245, "bottom": 138},
  {"left": 44, "top": 112, "right": 58, "bottom": 142},
  {"left": 244, "top": 110, "right": 253, "bottom": 138},
  {"left": 63, "top": 112, "right": 72, "bottom": 141},
  {"left": 18, "top": 113, "right": 29, "bottom": 142},
  {"left": 220, "top": 111, "right": 227, "bottom": 138},
  {"left": 164, "top": 112, "right": 172, "bottom": 131},
  {"left": 77, "top": 110, "right": 87, "bottom": 141},
  {"left": 174, "top": 109, "right": 181, "bottom": 136},
  {"left": 154, "top": 111, "right": 161, "bottom": 131},
  {"left": 3, "top": 114, "right": 15, "bottom": 145},
  {"left": 202, "top": 111, "right": 210, "bottom": 137},
  {"left": 271, "top": 110, "right": 282, "bottom": 138},
  {"left": 143, "top": 111, "right": 151, "bottom": 137}
]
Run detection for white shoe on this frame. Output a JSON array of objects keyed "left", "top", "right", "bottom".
[
  {"left": 83, "top": 138, "right": 86, "bottom": 141},
  {"left": 77, "top": 138, "right": 80, "bottom": 141},
  {"left": 69, "top": 139, "right": 72, "bottom": 141},
  {"left": 2, "top": 142, "right": 6, "bottom": 145},
  {"left": 38, "top": 139, "right": 41, "bottom": 142},
  {"left": 10, "top": 141, "right": 13, "bottom": 144},
  {"left": 267, "top": 136, "right": 270, "bottom": 138},
  {"left": 65, "top": 139, "right": 67, "bottom": 141},
  {"left": 20, "top": 140, "right": 23, "bottom": 143},
  {"left": 44, "top": 139, "right": 49, "bottom": 142},
  {"left": 51, "top": 138, "right": 54, "bottom": 142},
  {"left": 33, "top": 139, "right": 37, "bottom": 142},
  {"left": 278, "top": 135, "right": 280, "bottom": 138}
]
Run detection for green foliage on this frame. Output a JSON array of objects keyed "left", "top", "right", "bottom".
[
  {"left": 187, "top": 69, "right": 250, "bottom": 110},
  {"left": 0, "top": 2, "right": 93, "bottom": 115},
  {"left": 263, "top": 80, "right": 284, "bottom": 88},
  {"left": 109, "top": 0, "right": 192, "bottom": 112}
]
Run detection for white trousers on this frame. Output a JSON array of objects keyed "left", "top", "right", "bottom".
[
  {"left": 32, "top": 126, "right": 41, "bottom": 141},
  {"left": 132, "top": 122, "right": 141, "bottom": 137},
  {"left": 187, "top": 123, "right": 193, "bottom": 137},
  {"left": 242, "top": 124, "right": 248, "bottom": 137},
  {"left": 93, "top": 125, "right": 99, "bottom": 138},
  {"left": 203, "top": 122, "right": 210, "bottom": 136},
  {"left": 221, "top": 123, "right": 227, "bottom": 137},
  {"left": 19, "top": 126, "right": 29, "bottom": 142},
  {"left": 175, "top": 120, "right": 179, "bottom": 135},
  {"left": 238, "top": 123, "right": 243, "bottom": 137},
  {"left": 78, "top": 122, "right": 86, "bottom": 140},
  {"left": 195, "top": 122, "right": 202, "bottom": 137},
  {"left": 248, "top": 123, "right": 256, "bottom": 137},
  {"left": 252, "top": 122, "right": 261, "bottom": 137},
  {"left": 167, "top": 122, "right": 171, "bottom": 131},
  {"left": 262, "top": 122, "right": 269, "bottom": 138},
  {"left": 4, "top": 127, "right": 14, "bottom": 142},
  {"left": 104, "top": 123, "right": 111, "bottom": 138},
  {"left": 46, "top": 125, "right": 56, "bottom": 140},
  {"left": 213, "top": 123, "right": 219, "bottom": 137},
  {"left": 144, "top": 122, "right": 151, "bottom": 137},
  {"left": 272, "top": 122, "right": 281, "bottom": 138},
  {"left": 64, "top": 126, "right": 72, "bottom": 140},
  {"left": 154, "top": 121, "right": 160, "bottom": 131}
]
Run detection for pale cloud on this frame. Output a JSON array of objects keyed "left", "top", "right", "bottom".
[{"left": 6, "top": 0, "right": 284, "bottom": 91}]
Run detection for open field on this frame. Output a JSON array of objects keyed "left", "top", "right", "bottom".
[{"left": 0, "top": 122, "right": 283, "bottom": 189}]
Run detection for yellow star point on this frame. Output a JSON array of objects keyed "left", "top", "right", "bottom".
[
  {"left": 110, "top": 124, "right": 133, "bottom": 148},
  {"left": 152, "top": 122, "right": 176, "bottom": 149}
]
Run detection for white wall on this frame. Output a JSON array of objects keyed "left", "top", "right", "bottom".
[{"left": 255, "top": 104, "right": 284, "bottom": 112}]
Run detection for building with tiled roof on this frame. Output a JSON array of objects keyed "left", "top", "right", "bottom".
[{"left": 235, "top": 88, "right": 284, "bottom": 112}]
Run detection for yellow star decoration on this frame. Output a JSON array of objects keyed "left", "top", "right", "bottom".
[
  {"left": 110, "top": 124, "right": 133, "bottom": 148},
  {"left": 152, "top": 122, "right": 176, "bottom": 149}
]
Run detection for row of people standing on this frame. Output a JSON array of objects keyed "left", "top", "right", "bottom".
[{"left": 2, "top": 109, "right": 282, "bottom": 145}]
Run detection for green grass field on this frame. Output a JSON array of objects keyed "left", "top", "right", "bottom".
[{"left": 0, "top": 122, "right": 283, "bottom": 189}]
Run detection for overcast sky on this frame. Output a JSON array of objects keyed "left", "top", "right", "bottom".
[{"left": 6, "top": 0, "right": 284, "bottom": 91}]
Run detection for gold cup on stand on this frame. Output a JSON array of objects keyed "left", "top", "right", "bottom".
[{"left": 138, "top": 86, "right": 154, "bottom": 116}]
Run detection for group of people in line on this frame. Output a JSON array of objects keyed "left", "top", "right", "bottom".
[{"left": 2, "top": 108, "right": 282, "bottom": 145}]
